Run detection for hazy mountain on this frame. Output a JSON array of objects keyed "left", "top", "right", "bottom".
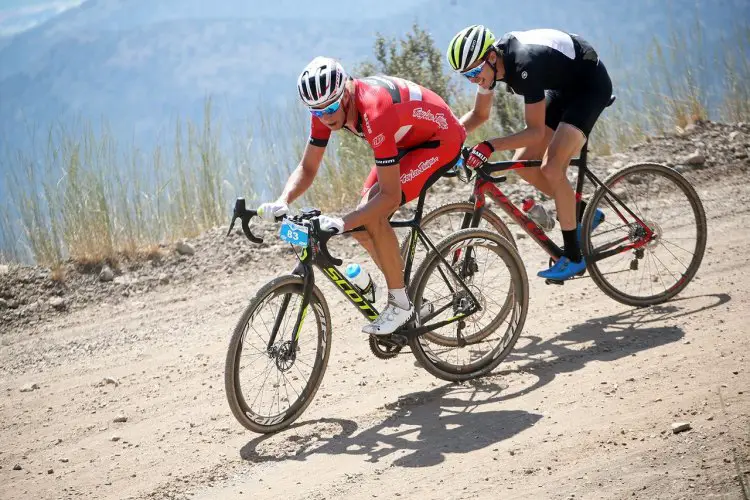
[
  {"left": 0, "top": 0, "right": 747, "bottom": 154},
  {"left": 0, "top": 1, "right": 85, "bottom": 36}
]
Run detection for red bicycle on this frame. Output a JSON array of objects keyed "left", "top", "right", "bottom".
[{"left": 402, "top": 135, "right": 707, "bottom": 307}]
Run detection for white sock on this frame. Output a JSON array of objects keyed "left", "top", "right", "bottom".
[{"left": 388, "top": 288, "right": 411, "bottom": 310}]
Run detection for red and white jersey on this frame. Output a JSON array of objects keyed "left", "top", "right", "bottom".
[{"left": 309, "top": 75, "right": 462, "bottom": 166}]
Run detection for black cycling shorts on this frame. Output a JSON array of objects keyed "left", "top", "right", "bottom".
[{"left": 544, "top": 60, "right": 613, "bottom": 138}]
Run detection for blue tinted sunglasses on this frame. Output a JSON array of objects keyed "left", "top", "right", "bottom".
[
  {"left": 462, "top": 60, "right": 486, "bottom": 79},
  {"left": 310, "top": 98, "right": 342, "bottom": 117}
]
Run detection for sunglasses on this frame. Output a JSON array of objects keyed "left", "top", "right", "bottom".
[
  {"left": 462, "top": 60, "right": 486, "bottom": 79},
  {"left": 310, "top": 97, "right": 342, "bottom": 117}
]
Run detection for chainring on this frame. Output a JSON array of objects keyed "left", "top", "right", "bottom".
[{"left": 368, "top": 335, "right": 403, "bottom": 359}]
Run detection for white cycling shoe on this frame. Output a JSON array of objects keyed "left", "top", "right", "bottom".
[{"left": 362, "top": 301, "right": 415, "bottom": 336}]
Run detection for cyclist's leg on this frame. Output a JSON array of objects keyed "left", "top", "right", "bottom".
[
  {"left": 542, "top": 124, "right": 587, "bottom": 231},
  {"left": 351, "top": 170, "right": 398, "bottom": 275},
  {"left": 513, "top": 125, "right": 555, "bottom": 197},
  {"left": 399, "top": 145, "right": 458, "bottom": 203},
  {"left": 512, "top": 89, "right": 565, "bottom": 196},
  {"left": 538, "top": 61, "right": 613, "bottom": 279},
  {"left": 541, "top": 62, "right": 612, "bottom": 233},
  {"left": 351, "top": 176, "right": 382, "bottom": 268},
  {"left": 535, "top": 123, "right": 588, "bottom": 279},
  {"left": 358, "top": 139, "right": 461, "bottom": 334},
  {"left": 355, "top": 172, "right": 414, "bottom": 335},
  {"left": 353, "top": 138, "right": 457, "bottom": 274}
]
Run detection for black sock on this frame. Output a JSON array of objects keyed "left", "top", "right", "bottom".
[{"left": 562, "top": 229, "right": 582, "bottom": 262}]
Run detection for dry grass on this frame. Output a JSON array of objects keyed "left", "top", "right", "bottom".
[
  {"left": 0, "top": 21, "right": 748, "bottom": 268},
  {"left": 50, "top": 264, "right": 67, "bottom": 283},
  {"left": 139, "top": 244, "right": 165, "bottom": 261}
]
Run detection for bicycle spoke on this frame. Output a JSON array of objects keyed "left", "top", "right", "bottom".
[
  {"left": 651, "top": 244, "right": 688, "bottom": 269},
  {"left": 238, "top": 349, "right": 268, "bottom": 365},
  {"left": 626, "top": 176, "right": 649, "bottom": 219},
  {"left": 292, "top": 356, "right": 316, "bottom": 372},
  {"left": 249, "top": 358, "right": 275, "bottom": 412},
  {"left": 244, "top": 325, "right": 271, "bottom": 357},
  {"left": 282, "top": 372, "right": 295, "bottom": 408},
  {"left": 647, "top": 250, "right": 670, "bottom": 293},
  {"left": 282, "top": 294, "right": 302, "bottom": 341},
  {"left": 648, "top": 248, "right": 682, "bottom": 281},
  {"left": 256, "top": 297, "right": 276, "bottom": 342},
  {"left": 638, "top": 246, "right": 654, "bottom": 295},
  {"left": 658, "top": 238, "right": 696, "bottom": 265},
  {"left": 274, "top": 369, "right": 281, "bottom": 417},
  {"left": 240, "top": 357, "right": 275, "bottom": 385}
]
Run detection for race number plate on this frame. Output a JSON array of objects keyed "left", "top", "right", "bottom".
[{"left": 279, "top": 220, "right": 309, "bottom": 247}]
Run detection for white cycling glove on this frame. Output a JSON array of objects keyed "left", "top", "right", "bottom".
[
  {"left": 318, "top": 215, "right": 345, "bottom": 234},
  {"left": 257, "top": 200, "right": 289, "bottom": 221}
]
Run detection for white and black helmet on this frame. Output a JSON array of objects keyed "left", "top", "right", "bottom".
[
  {"left": 447, "top": 25, "right": 497, "bottom": 73},
  {"left": 297, "top": 56, "right": 348, "bottom": 108}
]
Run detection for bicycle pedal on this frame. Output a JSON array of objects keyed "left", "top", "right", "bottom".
[{"left": 545, "top": 278, "right": 565, "bottom": 286}]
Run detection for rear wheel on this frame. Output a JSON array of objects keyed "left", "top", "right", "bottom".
[
  {"left": 408, "top": 228, "right": 529, "bottom": 382},
  {"left": 581, "top": 163, "right": 707, "bottom": 307}
]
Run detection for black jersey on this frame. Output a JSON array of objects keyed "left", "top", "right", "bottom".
[{"left": 496, "top": 29, "right": 600, "bottom": 104}]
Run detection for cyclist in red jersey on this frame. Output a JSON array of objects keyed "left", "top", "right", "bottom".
[{"left": 257, "top": 57, "right": 466, "bottom": 336}]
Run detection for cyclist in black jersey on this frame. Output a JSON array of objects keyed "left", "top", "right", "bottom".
[{"left": 447, "top": 25, "right": 612, "bottom": 280}]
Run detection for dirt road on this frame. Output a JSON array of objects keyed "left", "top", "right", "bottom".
[{"left": 2, "top": 166, "right": 749, "bottom": 500}]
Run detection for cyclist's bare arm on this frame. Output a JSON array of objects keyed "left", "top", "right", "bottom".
[
  {"left": 342, "top": 163, "right": 401, "bottom": 231},
  {"left": 278, "top": 143, "right": 325, "bottom": 204},
  {"left": 459, "top": 88, "right": 494, "bottom": 133},
  {"left": 485, "top": 100, "right": 546, "bottom": 151}
]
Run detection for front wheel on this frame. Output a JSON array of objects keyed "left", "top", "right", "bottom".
[
  {"left": 225, "top": 275, "right": 332, "bottom": 433},
  {"left": 581, "top": 162, "right": 707, "bottom": 307},
  {"left": 408, "top": 228, "right": 529, "bottom": 382}
]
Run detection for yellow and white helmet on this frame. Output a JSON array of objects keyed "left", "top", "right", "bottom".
[{"left": 447, "top": 25, "right": 496, "bottom": 73}]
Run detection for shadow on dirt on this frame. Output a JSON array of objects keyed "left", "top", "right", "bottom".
[
  {"left": 238, "top": 293, "right": 729, "bottom": 468},
  {"left": 491, "top": 292, "right": 731, "bottom": 401},
  {"left": 240, "top": 379, "right": 541, "bottom": 467}
]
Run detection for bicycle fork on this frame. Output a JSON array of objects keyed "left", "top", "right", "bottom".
[{"left": 266, "top": 264, "right": 315, "bottom": 356}]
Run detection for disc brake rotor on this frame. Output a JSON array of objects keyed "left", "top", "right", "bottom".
[
  {"left": 454, "top": 285, "right": 486, "bottom": 324},
  {"left": 274, "top": 341, "right": 296, "bottom": 372}
]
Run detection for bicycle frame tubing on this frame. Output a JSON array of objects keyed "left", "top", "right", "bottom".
[
  {"left": 267, "top": 190, "right": 482, "bottom": 351},
  {"left": 465, "top": 143, "right": 652, "bottom": 261}
]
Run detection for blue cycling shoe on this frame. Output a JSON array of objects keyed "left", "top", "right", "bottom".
[
  {"left": 538, "top": 256, "right": 587, "bottom": 281},
  {"left": 577, "top": 208, "right": 605, "bottom": 243},
  {"left": 545, "top": 209, "right": 602, "bottom": 281}
]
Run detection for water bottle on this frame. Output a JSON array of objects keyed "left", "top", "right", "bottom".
[
  {"left": 521, "top": 198, "right": 556, "bottom": 232},
  {"left": 345, "top": 263, "right": 379, "bottom": 303}
]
